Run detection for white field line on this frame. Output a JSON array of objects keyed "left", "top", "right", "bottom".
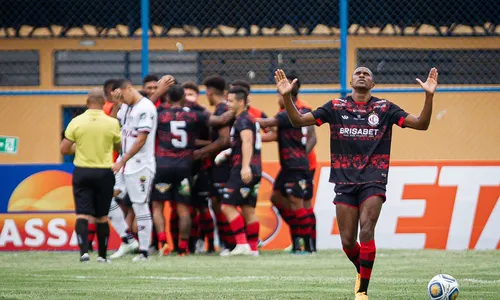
[{"left": 29, "top": 274, "right": 499, "bottom": 285}]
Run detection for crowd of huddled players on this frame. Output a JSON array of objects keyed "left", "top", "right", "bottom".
[{"left": 75, "top": 74, "right": 318, "bottom": 261}]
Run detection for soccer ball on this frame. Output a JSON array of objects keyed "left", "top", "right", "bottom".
[{"left": 427, "top": 274, "right": 459, "bottom": 300}]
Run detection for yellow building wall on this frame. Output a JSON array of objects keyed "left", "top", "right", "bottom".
[
  {"left": 0, "top": 92, "right": 498, "bottom": 164},
  {"left": 0, "top": 36, "right": 499, "bottom": 163}
]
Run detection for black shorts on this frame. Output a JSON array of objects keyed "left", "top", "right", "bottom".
[
  {"left": 192, "top": 169, "right": 212, "bottom": 207},
  {"left": 333, "top": 183, "right": 386, "bottom": 208},
  {"left": 72, "top": 167, "right": 114, "bottom": 217},
  {"left": 304, "top": 169, "right": 315, "bottom": 201},
  {"left": 222, "top": 168, "right": 261, "bottom": 208},
  {"left": 211, "top": 165, "right": 231, "bottom": 201},
  {"left": 151, "top": 165, "right": 192, "bottom": 205},
  {"left": 273, "top": 169, "right": 308, "bottom": 199}
]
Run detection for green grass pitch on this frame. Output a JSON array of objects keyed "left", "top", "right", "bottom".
[{"left": 0, "top": 250, "right": 498, "bottom": 299}]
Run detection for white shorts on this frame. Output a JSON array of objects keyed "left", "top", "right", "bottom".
[
  {"left": 124, "top": 168, "right": 155, "bottom": 204},
  {"left": 114, "top": 172, "right": 127, "bottom": 199}
]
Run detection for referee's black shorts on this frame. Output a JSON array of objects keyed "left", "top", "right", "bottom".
[{"left": 72, "top": 167, "right": 115, "bottom": 217}]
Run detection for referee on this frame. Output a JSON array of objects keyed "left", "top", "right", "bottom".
[{"left": 60, "top": 88, "right": 121, "bottom": 263}]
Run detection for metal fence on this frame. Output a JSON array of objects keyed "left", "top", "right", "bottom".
[{"left": 0, "top": 0, "right": 499, "bottom": 91}]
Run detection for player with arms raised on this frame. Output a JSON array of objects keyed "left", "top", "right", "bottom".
[{"left": 276, "top": 67, "right": 438, "bottom": 299}]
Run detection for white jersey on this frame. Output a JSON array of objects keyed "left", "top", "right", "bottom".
[{"left": 117, "top": 98, "right": 157, "bottom": 174}]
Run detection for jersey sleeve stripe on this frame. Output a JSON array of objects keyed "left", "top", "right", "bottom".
[
  {"left": 315, "top": 118, "right": 323, "bottom": 126},
  {"left": 397, "top": 116, "right": 405, "bottom": 127}
]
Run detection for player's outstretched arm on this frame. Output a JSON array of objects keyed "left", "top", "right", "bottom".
[
  {"left": 194, "top": 127, "right": 231, "bottom": 159},
  {"left": 275, "top": 69, "right": 316, "bottom": 127},
  {"left": 256, "top": 117, "right": 278, "bottom": 128},
  {"left": 207, "top": 110, "right": 234, "bottom": 127},
  {"left": 403, "top": 67, "right": 438, "bottom": 130},
  {"left": 261, "top": 130, "right": 277, "bottom": 142}
]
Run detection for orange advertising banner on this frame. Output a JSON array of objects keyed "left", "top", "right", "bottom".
[{"left": 0, "top": 162, "right": 499, "bottom": 251}]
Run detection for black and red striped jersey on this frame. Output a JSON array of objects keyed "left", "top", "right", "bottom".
[
  {"left": 312, "top": 96, "right": 408, "bottom": 185},
  {"left": 275, "top": 108, "right": 311, "bottom": 171},
  {"left": 156, "top": 106, "right": 209, "bottom": 168},
  {"left": 229, "top": 111, "right": 262, "bottom": 175}
]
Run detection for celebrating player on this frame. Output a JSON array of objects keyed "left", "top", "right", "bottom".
[
  {"left": 152, "top": 84, "right": 233, "bottom": 255},
  {"left": 221, "top": 86, "right": 262, "bottom": 256},
  {"left": 195, "top": 75, "right": 233, "bottom": 255},
  {"left": 286, "top": 76, "right": 318, "bottom": 252},
  {"left": 258, "top": 86, "right": 315, "bottom": 254},
  {"left": 110, "top": 79, "right": 158, "bottom": 262},
  {"left": 276, "top": 67, "right": 438, "bottom": 299}
]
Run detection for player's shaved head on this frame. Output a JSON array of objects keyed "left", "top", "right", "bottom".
[{"left": 87, "top": 88, "right": 105, "bottom": 106}]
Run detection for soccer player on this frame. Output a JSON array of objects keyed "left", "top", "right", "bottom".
[
  {"left": 221, "top": 86, "right": 262, "bottom": 256},
  {"left": 276, "top": 67, "right": 438, "bottom": 299},
  {"left": 142, "top": 74, "right": 159, "bottom": 102},
  {"left": 60, "top": 88, "right": 121, "bottom": 263},
  {"left": 153, "top": 84, "right": 234, "bottom": 255},
  {"left": 258, "top": 85, "right": 315, "bottom": 254},
  {"left": 183, "top": 81, "right": 200, "bottom": 103},
  {"left": 231, "top": 80, "right": 268, "bottom": 120},
  {"left": 195, "top": 76, "right": 233, "bottom": 255},
  {"left": 111, "top": 79, "right": 158, "bottom": 262},
  {"left": 281, "top": 75, "right": 318, "bottom": 252},
  {"left": 103, "top": 79, "right": 117, "bottom": 115},
  {"left": 150, "top": 76, "right": 208, "bottom": 254}
]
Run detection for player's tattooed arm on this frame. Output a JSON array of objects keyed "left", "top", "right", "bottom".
[
  {"left": 403, "top": 67, "right": 438, "bottom": 130},
  {"left": 305, "top": 125, "right": 317, "bottom": 154},
  {"left": 275, "top": 69, "right": 316, "bottom": 127}
]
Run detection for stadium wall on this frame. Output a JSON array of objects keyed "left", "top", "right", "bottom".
[{"left": 0, "top": 92, "right": 499, "bottom": 164}]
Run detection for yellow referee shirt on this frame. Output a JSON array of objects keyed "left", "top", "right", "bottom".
[{"left": 65, "top": 109, "right": 121, "bottom": 168}]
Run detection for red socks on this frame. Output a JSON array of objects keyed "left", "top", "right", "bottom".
[
  {"left": 343, "top": 242, "right": 361, "bottom": 273},
  {"left": 359, "top": 240, "right": 376, "bottom": 293},
  {"left": 246, "top": 221, "right": 260, "bottom": 251},
  {"left": 88, "top": 223, "right": 96, "bottom": 244},
  {"left": 228, "top": 214, "right": 247, "bottom": 245},
  {"left": 157, "top": 231, "right": 167, "bottom": 247},
  {"left": 306, "top": 208, "right": 316, "bottom": 240},
  {"left": 295, "top": 208, "right": 309, "bottom": 236},
  {"left": 200, "top": 211, "right": 215, "bottom": 240}
]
